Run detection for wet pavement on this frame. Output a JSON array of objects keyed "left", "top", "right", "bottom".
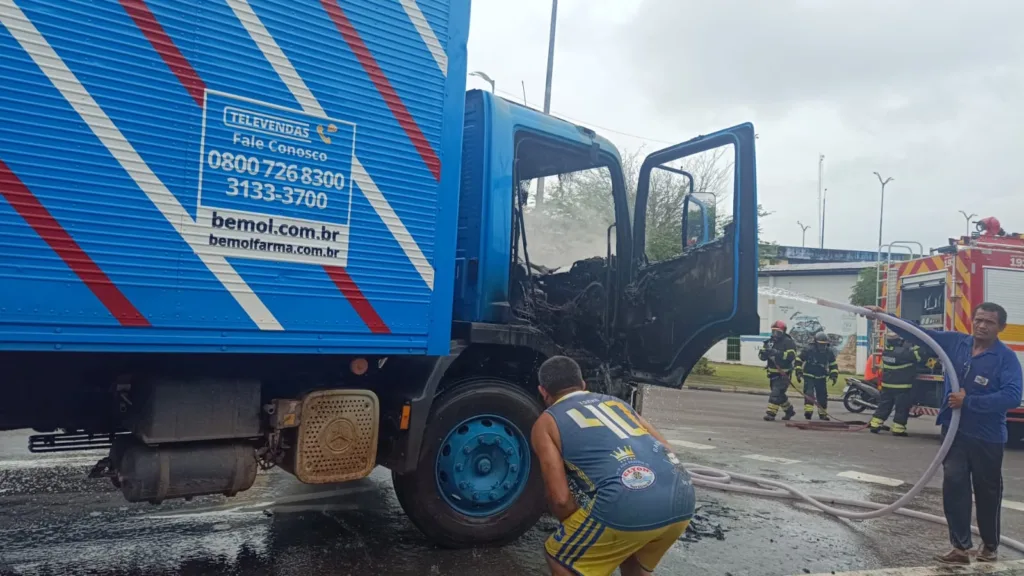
[{"left": 2, "top": 387, "right": 1024, "bottom": 575}]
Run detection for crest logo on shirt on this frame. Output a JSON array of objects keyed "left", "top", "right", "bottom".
[
  {"left": 621, "top": 465, "right": 656, "bottom": 490},
  {"left": 611, "top": 446, "right": 636, "bottom": 462},
  {"left": 975, "top": 375, "right": 990, "bottom": 386}
]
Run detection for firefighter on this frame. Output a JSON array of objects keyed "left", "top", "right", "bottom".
[
  {"left": 795, "top": 331, "right": 839, "bottom": 421},
  {"left": 760, "top": 320, "right": 798, "bottom": 421},
  {"left": 869, "top": 329, "right": 927, "bottom": 436}
]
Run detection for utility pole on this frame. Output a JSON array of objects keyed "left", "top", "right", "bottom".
[
  {"left": 535, "top": 0, "right": 558, "bottom": 208},
  {"left": 521, "top": 81, "right": 528, "bottom": 105},
  {"left": 797, "top": 221, "right": 811, "bottom": 247},
  {"left": 958, "top": 210, "right": 977, "bottom": 237},
  {"left": 817, "top": 154, "right": 824, "bottom": 248},
  {"left": 820, "top": 188, "right": 828, "bottom": 248},
  {"left": 873, "top": 172, "right": 894, "bottom": 303}
]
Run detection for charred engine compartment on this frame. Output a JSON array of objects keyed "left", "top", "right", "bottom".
[{"left": 511, "top": 257, "right": 616, "bottom": 364}]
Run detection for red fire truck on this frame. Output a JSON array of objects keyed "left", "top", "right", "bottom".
[{"left": 876, "top": 217, "right": 1024, "bottom": 441}]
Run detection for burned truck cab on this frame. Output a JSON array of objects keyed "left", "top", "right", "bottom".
[{"left": 452, "top": 89, "right": 760, "bottom": 390}]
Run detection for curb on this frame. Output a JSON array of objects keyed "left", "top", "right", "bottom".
[{"left": 684, "top": 385, "right": 843, "bottom": 402}]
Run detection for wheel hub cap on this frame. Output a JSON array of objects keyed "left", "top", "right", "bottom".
[{"left": 435, "top": 414, "right": 530, "bottom": 517}]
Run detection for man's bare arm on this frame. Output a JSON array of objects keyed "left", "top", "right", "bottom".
[
  {"left": 530, "top": 413, "right": 578, "bottom": 521},
  {"left": 638, "top": 414, "right": 671, "bottom": 447},
  {"left": 637, "top": 414, "right": 682, "bottom": 464}
]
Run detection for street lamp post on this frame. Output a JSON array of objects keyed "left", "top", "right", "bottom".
[
  {"left": 535, "top": 0, "right": 558, "bottom": 208},
  {"left": 873, "top": 172, "right": 894, "bottom": 304},
  {"left": 817, "top": 154, "right": 825, "bottom": 248},
  {"left": 469, "top": 71, "right": 495, "bottom": 93},
  {"left": 820, "top": 188, "right": 828, "bottom": 248},
  {"left": 958, "top": 210, "right": 977, "bottom": 237},
  {"left": 797, "top": 221, "right": 811, "bottom": 247}
]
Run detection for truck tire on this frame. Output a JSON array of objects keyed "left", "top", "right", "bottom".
[{"left": 392, "top": 379, "right": 545, "bottom": 548}]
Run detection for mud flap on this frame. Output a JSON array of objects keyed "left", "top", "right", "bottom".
[{"left": 288, "top": 389, "right": 379, "bottom": 484}]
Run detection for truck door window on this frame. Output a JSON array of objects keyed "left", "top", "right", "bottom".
[{"left": 644, "top": 147, "right": 733, "bottom": 263}]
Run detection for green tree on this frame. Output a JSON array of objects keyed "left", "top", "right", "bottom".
[
  {"left": 850, "top": 265, "right": 879, "bottom": 306},
  {"left": 522, "top": 145, "right": 776, "bottom": 268}
]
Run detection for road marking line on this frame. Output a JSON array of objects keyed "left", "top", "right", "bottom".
[
  {"left": 837, "top": 470, "right": 904, "bottom": 487},
  {"left": 801, "top": 558, "right": 1024, "bottom": 575},
  {"left": 666, "top": 439, "right": 715, "bottom": 451},
  {"left": 1002, "top": 499, "right": 1024, "bottom": 512},
  {"left": 742, "top": 454, "right": 801, "bottom": 465}
]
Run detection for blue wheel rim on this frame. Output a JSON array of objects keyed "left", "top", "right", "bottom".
[{"left": 435, "top": 414, "right": 531, "bottom": 517}]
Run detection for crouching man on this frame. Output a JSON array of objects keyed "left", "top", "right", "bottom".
[{"left": 532, "top": 356, "right": 695, "bottom": 576}]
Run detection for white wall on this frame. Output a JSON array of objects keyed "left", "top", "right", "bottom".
[{"left": 704, "top": 272, "right": 869, "bottom": 375}]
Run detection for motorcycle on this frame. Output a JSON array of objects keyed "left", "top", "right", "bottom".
[{"left": 842, "top": 376, "right": 879, "bottom": 413}]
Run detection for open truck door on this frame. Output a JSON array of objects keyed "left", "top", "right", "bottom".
[{"left": 624, "top": 124, "right": 759, "bottom": 386}]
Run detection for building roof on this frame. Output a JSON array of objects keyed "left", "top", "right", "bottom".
[{"left": 760, "top": 261, "right": 874, "bottom": 277}]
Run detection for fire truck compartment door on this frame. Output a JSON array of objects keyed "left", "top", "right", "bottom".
[
  {"left": 900, "top": 270, "right": 947, "bottom": 289},
  {"left": 984, "top": 268, "right": 1024, "bottom": 385}
]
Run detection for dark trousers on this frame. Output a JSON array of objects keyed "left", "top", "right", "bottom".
[
  {"left": 873, "top": 387, "right": 912, "bottom": 425},
  {"left": 802, "top": 379, "right": 828, "bottom": 413},
  {"left": 942, "top": 431, "right": 1004, "bottom": 550},
  {"left": 768, "top": 376, "right": 790, "bottom": 408}
]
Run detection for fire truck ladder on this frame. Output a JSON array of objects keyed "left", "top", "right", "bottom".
[{"left": 873, "top": 242, "right": 924, "bottom": 354}]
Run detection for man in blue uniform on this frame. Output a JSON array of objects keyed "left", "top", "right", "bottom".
[
  {"left": 532, "top": 356, "right": 695, "bottom": 576},
  {"left": 869, "top": 302, "right": 1022, "bottom": 565}
]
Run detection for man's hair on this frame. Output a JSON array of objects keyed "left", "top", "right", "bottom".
[
  {"left": 538, "top": 356, "right": 585, "bottom": 395},
  {"left": 975, "top": 302, "right": 1008, "bottom": 326}
]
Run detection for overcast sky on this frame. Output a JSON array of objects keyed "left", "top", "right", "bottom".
[{"left": 466, "top": 0, "right": 1023, "bottom": 252}]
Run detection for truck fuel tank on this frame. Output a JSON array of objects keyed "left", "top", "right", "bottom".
[{"left": 113, "top": 440, "right": 257, "bottom": 504}]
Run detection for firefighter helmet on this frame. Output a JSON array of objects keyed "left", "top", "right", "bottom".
[
  {"left": 771, "top": 320, "right": 787, "bottom": 332},
  {"left": 814, "top": 331, "right": 829, "bottom": 344}
]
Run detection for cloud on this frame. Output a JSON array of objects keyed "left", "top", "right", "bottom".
[{"left": 468, "top": 1, "right": 1024, "bottom": 250}]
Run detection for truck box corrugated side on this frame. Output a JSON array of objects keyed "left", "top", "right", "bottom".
[{"left": 0, "top": 0, "right": 469, "bottom": 355}]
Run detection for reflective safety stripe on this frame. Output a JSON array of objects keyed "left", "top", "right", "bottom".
[
  {"left": 881, "top": 383, "right": 913, "bottom": 389},
  {"left": 892, "top": 423, "right": 907, "bottom": 433},
  {"left": 869, "top": 417, "right": 883, "bottom": 427},
  {"left": 804, "top": 404, "right": 814, "bottom": 412},
  {"left": 780, "top": 401, "right": 793, "bottom": 409},
  {"left": 882, "top": 363, "right": 914, "bottom": 370}
]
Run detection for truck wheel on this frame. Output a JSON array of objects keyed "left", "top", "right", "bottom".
[{"left": 392, "top": 379, "right": 545, "bottom": 548}]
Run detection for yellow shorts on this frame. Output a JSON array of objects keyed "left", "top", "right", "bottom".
[{"left": 544, "top": 508, "right": 689, "bottom": 576}]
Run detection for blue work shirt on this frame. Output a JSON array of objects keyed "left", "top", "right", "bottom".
[{"left": 891, "top": 326, "right": 1023, "bottom": 444}]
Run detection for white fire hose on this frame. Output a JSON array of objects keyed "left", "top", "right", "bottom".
[{"left": 681, "top": 292, "right": 1024, "bottom": 553}]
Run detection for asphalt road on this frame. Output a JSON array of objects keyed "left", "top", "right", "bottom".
[{"left": 2, "top": 387, "right": 1024, "bottom": 575}]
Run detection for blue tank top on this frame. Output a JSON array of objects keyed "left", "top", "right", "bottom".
[{"left": 547, "top": 391, "right": 696, "bottom": 531}]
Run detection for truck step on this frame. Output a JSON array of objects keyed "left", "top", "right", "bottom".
[{"left": 28, "top": 431, "right": 127, "bottom": 453}]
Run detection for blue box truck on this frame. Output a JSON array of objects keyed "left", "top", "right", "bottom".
[{"left": 0, "top": 0, "right": 758, "bottom": 547}]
